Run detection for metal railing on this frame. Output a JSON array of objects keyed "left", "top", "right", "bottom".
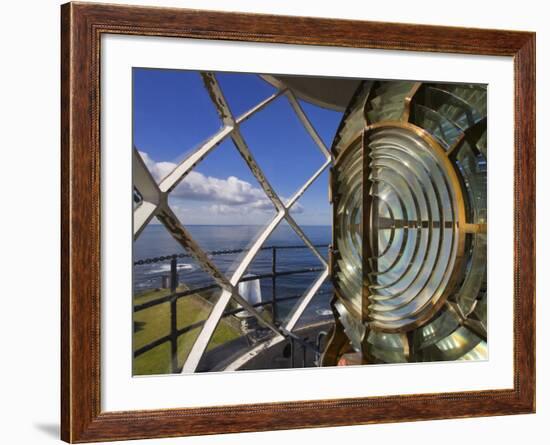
[{"left": 133, "top": 244, "right": 331, "bottom": 373}]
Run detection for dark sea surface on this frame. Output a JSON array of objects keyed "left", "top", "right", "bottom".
[{"left": 133, "top": 224, "right": 334, "bottom": 325}]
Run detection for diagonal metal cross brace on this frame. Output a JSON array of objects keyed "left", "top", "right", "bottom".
[
  {"left": 159, "top": 125, "right": 234, "bottom": 194},
  {"left": 286, "top": 158, "right": 332, "bottom": 208},
  {"left": 235, "top": 89, "right": 286, "bottom": 125},
  {"left": 201, "top": 72, "right": 285, "bottom": 211},
  {"left": 157, "top": 206, "right": 232, "bottom": 292},
  {"left": 222, "top": 266, "right": 329, "bottom": 371},
  {"left": 158, "top": 206, "right": 282, "bottom": 333},
  {"left": 155, "top": 206, "right": 284, "bottom": 371},
  {"left": 285, "top": 90, "right": 333, "bottom": 161},
  {"left": 285, "top": 213, "right": 329, "bottom": 268},
  {"left": 201, "top": 71, "right": 332, "bottom": 317},
  {"left": 180, "top": 210, "right": 287, "bottom": 372},
  {"left": 202, "top": 72, "right": 330, "bottom": 264},
  {"left": 259, "top": 75, "right": 333, "bottom": 160},
  {"left": 284, "top": 268, "right": 330, "bottom": 332}
]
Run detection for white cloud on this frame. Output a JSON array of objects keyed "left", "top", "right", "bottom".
[
  {"left": 137, "top": 151, "right": 303, "bottom": 217},
  {"left": 175, "top": 171, "right": 270, "bottom": 206},
  {"left": 138, "top": 151, "right": 176, "bottom": 183}
]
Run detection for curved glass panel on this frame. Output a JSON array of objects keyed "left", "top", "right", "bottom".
[{"left": 331, "top": 80, "right": 487, "bottom": 365}]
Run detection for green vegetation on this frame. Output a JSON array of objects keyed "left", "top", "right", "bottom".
[{"left": 133, "top": 287, "right": 243, "bottom": 375}]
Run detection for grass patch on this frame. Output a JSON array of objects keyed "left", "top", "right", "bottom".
[{"left": 133, "top": 287, "right": 243, "bottom": 375}]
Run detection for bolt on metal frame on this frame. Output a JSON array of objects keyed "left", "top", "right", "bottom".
[{"left": 133, "top": 72, "right": 333, "bottom": 373}]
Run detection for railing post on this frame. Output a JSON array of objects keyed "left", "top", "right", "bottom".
[
  {"left": 302, "top": 337, "right": 308, "bottom": 367},
  {"left": 170, "top": 256, "right": 178, "bottom": 373},
  {"left": 271, "top": 246, "right": 277, "bottom": 324},
  {"left": 315, "top": 331, "right": 328, "bottom": 366},
  {"left": 290, "top": 337, "right": 295, "bottom": 368}
]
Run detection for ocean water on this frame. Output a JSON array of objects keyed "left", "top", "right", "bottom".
[{"left": 133, "top": 224, "right": 334, "bottom": 325}]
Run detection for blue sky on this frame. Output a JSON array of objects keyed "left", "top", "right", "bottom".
[{"left": 133, "top": 68, "right": 343, "bottom": 226}]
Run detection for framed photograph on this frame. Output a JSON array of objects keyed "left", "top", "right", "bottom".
[{"left": 61, "top": 2, "right": 536, "bottom": 442}]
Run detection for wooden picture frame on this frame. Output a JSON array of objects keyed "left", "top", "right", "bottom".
[{"left": 61, "top": 1, "right": 536, "bottom": 442}]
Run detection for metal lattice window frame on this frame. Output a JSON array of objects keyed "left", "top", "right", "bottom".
[{"left": 133, "top": 72, "right": 333, "bottom": 372}]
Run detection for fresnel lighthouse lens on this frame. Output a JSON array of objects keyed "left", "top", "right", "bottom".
[{"left": 324, "top": 81, "right": 488, "bottom": 365}]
